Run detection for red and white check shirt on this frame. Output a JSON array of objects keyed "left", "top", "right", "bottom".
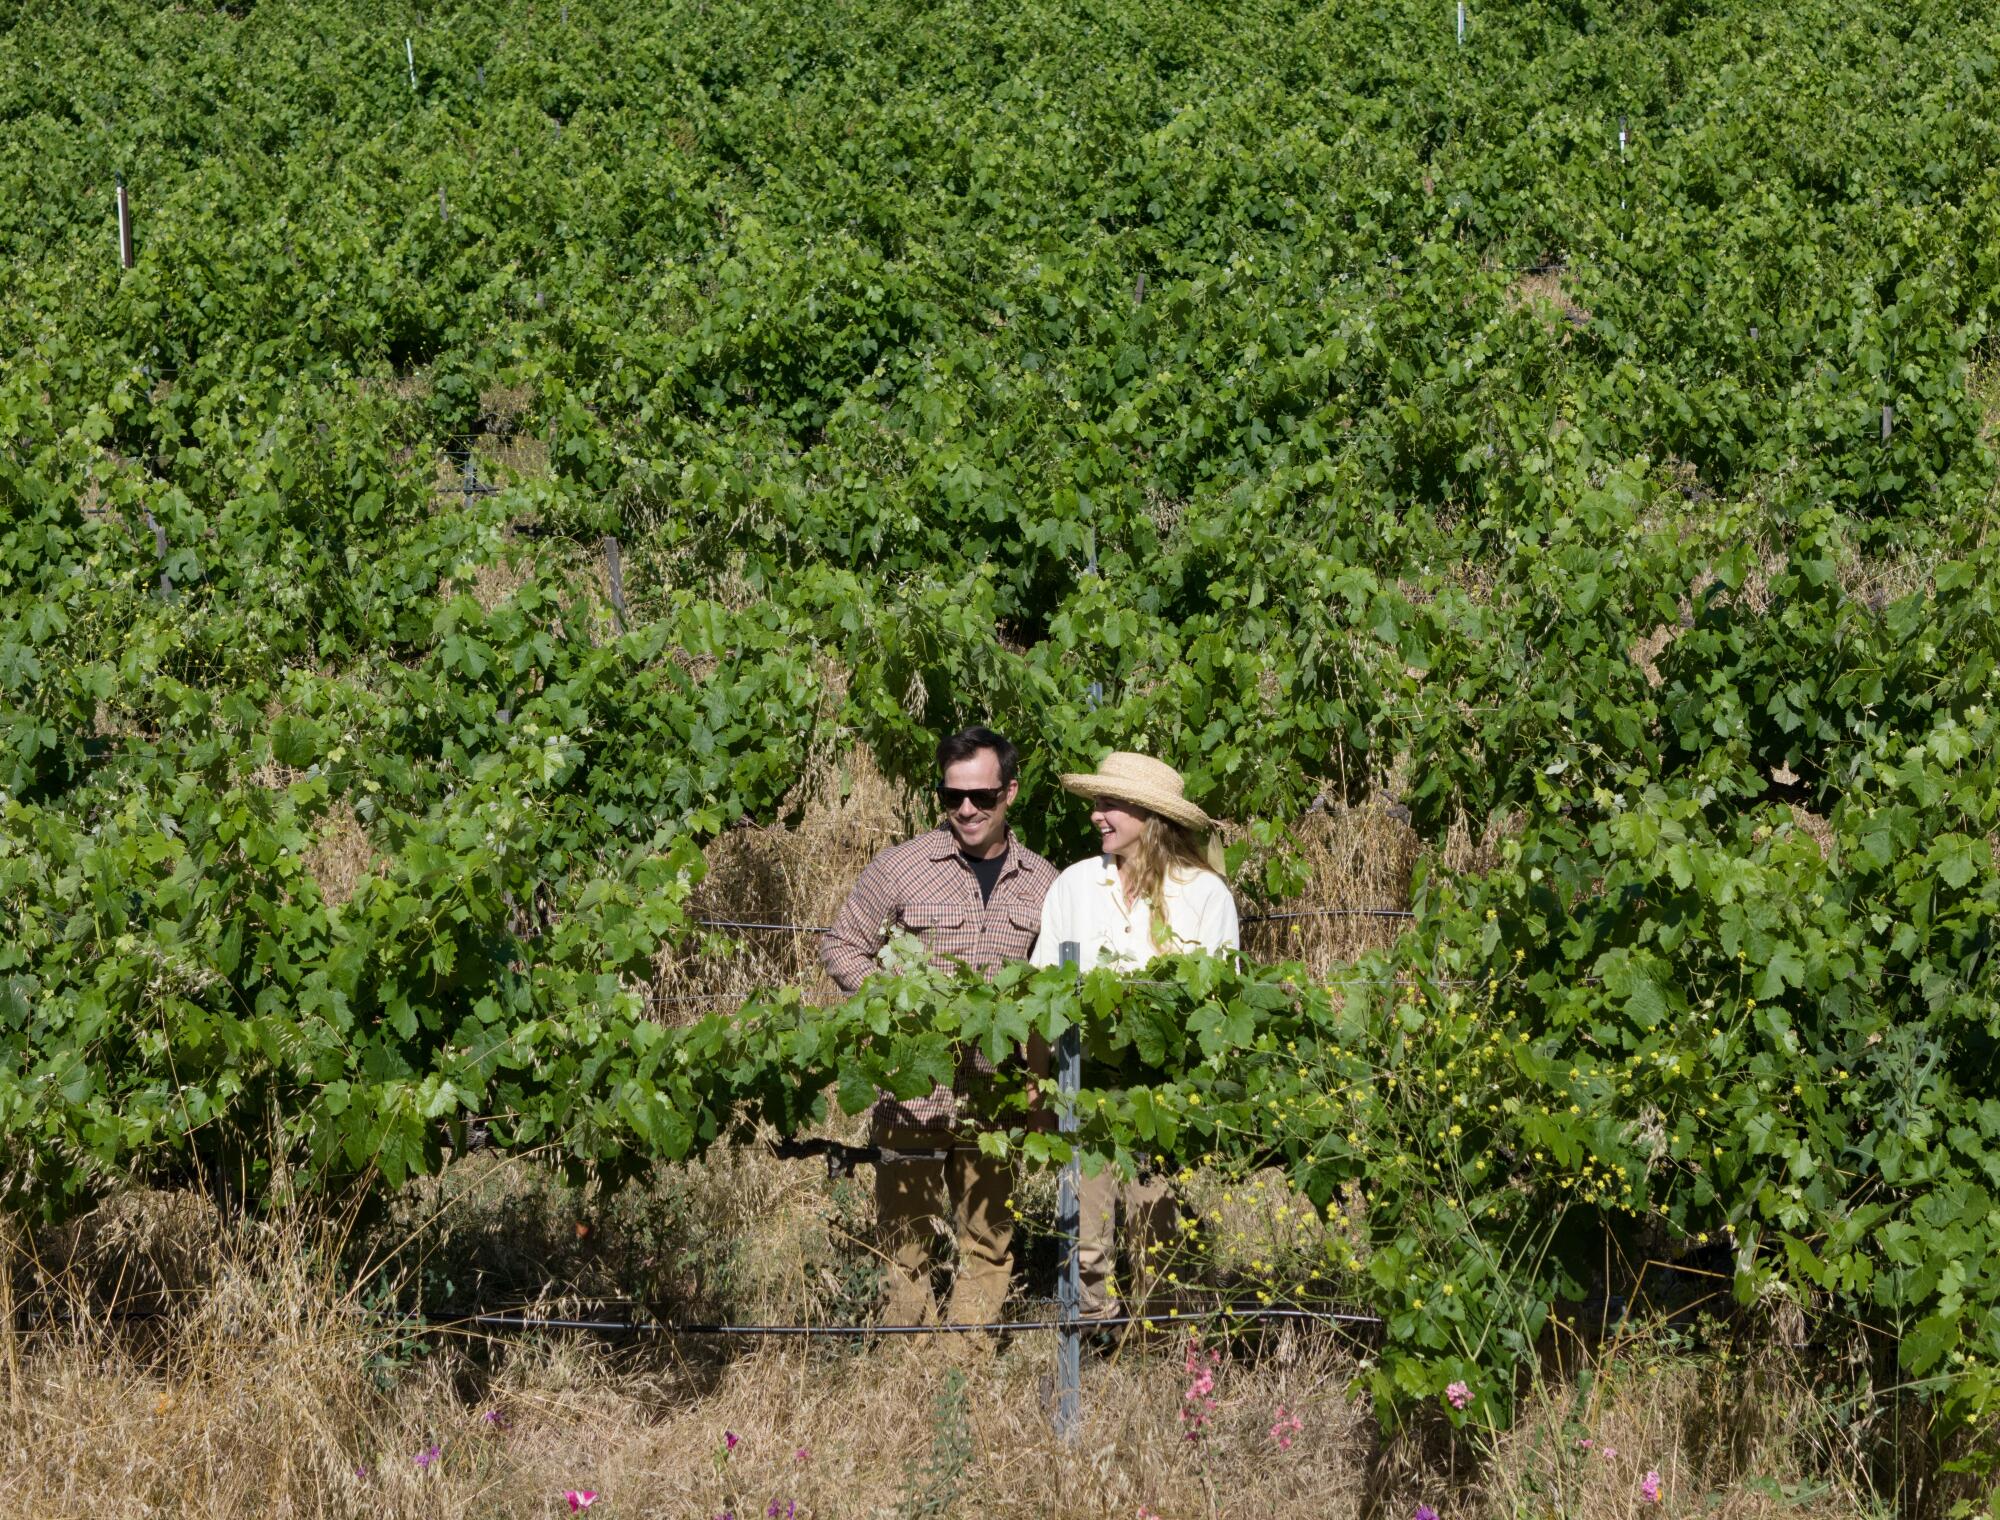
[{"left": 822, "top": 826, "right": 1058, "bottom": 1128}]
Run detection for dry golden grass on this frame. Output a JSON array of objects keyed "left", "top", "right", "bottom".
[
  {"left": 479, "top": 384, "right": 537, "bottom": 436},
  {"left": 1437, "top": 807, "right": 1523, "bottom": 881},
  {"left": 1627, "top": 624, "right": 1675, "bottom": 689},
  {"left": 1508, "top": 270, "right": 1592, "bottom": 333},
  {"left": 1837, "top": 540, "right": 1947, "bottom": 612},
  {"left": 480, "top": 428, "right": 553, "bottom": 485},
  {"left": 1785, "top": 803, "right": 1837, "bottom": 861},
  {"left": 1234, "top": 802, "right": 1420, "bottom": 976},
  {"left": 361, "top": 371, "right": 432, "bottom": 406},
  {"left": 451, "top": 540, "right": 542, "bottom": 615},
  {"left": 652, "top": 746, "right": 931, "bottom": 1014},
  {"left": 0, "top": 1181, "right": 1931, "bottom": 1520},
  {"left": 433, "top": 443, "right": 479, "bottom": 501},
  {"left": 304, "top": 801, "right": 380, "bottom": 908},
  {"left": 1971, "top": 345, "right": 2000, "bottom": 448}
]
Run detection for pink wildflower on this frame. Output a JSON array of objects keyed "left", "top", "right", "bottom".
[
  {"left": 1179, "top": 1335, "right": 1221, "bottom": 1441},
  {"left": 1445, "top": 1380, "right": 1471, "bottom": 1410},
  {"left": 566, "top": 1493, "right": 599, "bottom": 1513},
  {"left": 1270, "top": 1405, "right": 1304, "bottom": 1451},
  {"left": 1413, "top": 1505, "right": 1440, "bottom": 1520},
  {"left": 794, "top": 1447, "right": 811, "bottom": 1464},
  {"left": 1641, "top": 1470, "right": 1662, "bottom": 1504},
  {"left": 724, "top": 1431, "right": 740, "bottom": 1452},
  {"left": 1602, "top": 1446, "right": 1618, "bottom": 1461},
  {"left": 414, "top": 1444, "right": 441, "bottom": 1471}
]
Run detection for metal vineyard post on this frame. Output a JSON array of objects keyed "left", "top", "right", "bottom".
[
  {"left": 115, "top": 173, "right": 133, "bottom": 269},
  {"left": 1054, "top": 939, "right": 1083, "bottom": 1440}
]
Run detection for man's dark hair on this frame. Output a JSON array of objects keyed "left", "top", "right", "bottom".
[{"left": 936, "top": 725, "right": 1018, "bottom": 785}]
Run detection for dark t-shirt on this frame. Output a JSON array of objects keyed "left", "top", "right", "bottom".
[{"left": 963, "top": 847, "right": 1008, "bottom": 905}]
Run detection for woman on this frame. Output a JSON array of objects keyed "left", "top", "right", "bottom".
[{"left": 1031, "top": 752, "right": 1239, "bottom": 1337}]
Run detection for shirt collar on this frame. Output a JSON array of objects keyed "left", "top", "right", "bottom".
[
  {"left": 927, "top": 825, "right": 1018, "bottom": 873},
  {"left": 1098, "top": 854, "right": 1141, "bottom": 927}
]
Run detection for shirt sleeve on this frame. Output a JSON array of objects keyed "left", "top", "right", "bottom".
[
  {"left": 822, "top": 852, "right": 900, "bottom": 993},
  {"left": 1029, "top": 875, "right": 1067, "bottom": 968},
  {"left": 1187, "top": 873, "right": 1240, "bottom": 953}
]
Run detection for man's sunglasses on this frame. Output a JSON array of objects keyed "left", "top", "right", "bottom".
[{"left": 936, "top": 785, "right": 1006, "bottom": 811}]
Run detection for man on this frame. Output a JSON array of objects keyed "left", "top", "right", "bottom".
[{"left": 822, "top": 725, "right": 1058, "bottom": 1328}]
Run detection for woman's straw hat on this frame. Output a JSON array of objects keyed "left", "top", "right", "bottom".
[{"left": 1060, "top": 752, "right": 1215, "bottom": 832}]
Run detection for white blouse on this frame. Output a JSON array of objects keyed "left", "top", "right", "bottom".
[{"left": 1029, "top": 856, "right": 1240, "bottom": 972}]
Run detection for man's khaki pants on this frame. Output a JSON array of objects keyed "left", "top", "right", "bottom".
[
  {"left": 874, "top": 1123, "right": 1014, "bottom": 1327},
  {"left": 1077, "top": 1166, "right": 1177, "bottom": 1323}
]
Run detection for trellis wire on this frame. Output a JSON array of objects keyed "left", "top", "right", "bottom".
[
  {"left": 684, "top": 906, "right": 1414, "bottom": 937},
  {"left": 640, "top": 964, "right": 1594, "bottom": 1014},
  {"left": 17, "top": 1300, "right": 1382, "bottom": 1341}
]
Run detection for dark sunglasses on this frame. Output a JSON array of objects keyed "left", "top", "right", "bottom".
[{"left": 936, "top": 785, "right": 1005, "bottom": 811}]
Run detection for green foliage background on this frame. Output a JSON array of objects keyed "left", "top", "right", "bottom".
[{"left": 2, "top": 0, "right": 1997, "bottom": 1440}]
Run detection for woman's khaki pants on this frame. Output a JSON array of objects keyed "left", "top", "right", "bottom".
[{"left": 1077, "top": 1166, "right": 1177, "bottom": 1323}]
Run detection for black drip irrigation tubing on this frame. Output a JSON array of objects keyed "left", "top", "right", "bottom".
[
  {"left": 8, "top": 1304, "right": 1378, "bottom": 1338},
  {"left": 11, "top": 1263, "right": 1729, "bottom": 1341},
  {"left": 385, "top": 1304, "right": 1387, "bottom": 1339}
]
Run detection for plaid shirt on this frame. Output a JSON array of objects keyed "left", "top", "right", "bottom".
[{"left": 823, "top": 826, "right": 1058, "bottom": 1128}]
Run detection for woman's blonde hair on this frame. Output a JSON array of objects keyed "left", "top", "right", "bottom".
[{"left": 1121, "top": 812, "right": 1222, "bottom": 949}]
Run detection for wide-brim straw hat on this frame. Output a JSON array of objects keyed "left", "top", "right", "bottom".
[{"left": 1060, "top": 752, "right": 1216, "bottom": 833}]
